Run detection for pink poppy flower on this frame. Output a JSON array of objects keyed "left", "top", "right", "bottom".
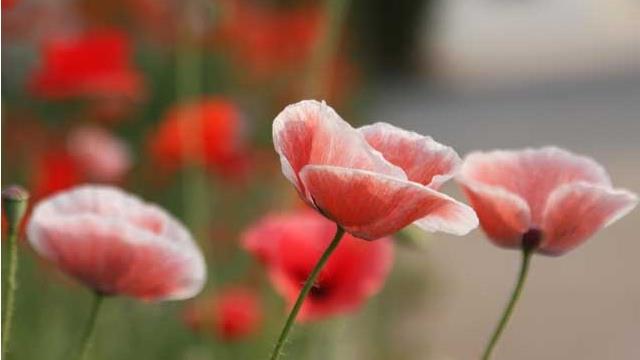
[
  {"left": 26, "top": 185, "right": 206, "bottom": 300},
  {"left": 272, "top": 100, "right": 478, "bottom": 240},
  {"left": 457, "top": 147, "right": 638, "bottom": 255},
  {"left": 242, "top": 210, "right": 394, "bottom": 322},
  {"left": 67, "top": 126, "right": 132, "bottom": 183}
]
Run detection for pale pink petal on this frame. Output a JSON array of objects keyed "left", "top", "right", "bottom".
[
  {"left": 272, "top": 100, "right": 406, "bottom": 196},
  {"left": 540, "top": 182, "right": 638, "bottom": 256},
  {"left": 27, "top": 185, "right": 206, "bottom": 301},
  {"left": 460, "top": 147, "right": 611, "bottom": 224},
  {"left": 359, "top": 122, "right": 461, "bottom": 188},
  {"left": 299, "top": 165, "right": 478, "bottom": 240},
  {"left": 457, "top": 180, "right": 531, "bottom": 249},
  {"left": 67, "top": 126, "right": 132, "bottom": 182}
]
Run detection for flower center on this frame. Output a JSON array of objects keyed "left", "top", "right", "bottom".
[
  {"left": 309, "top": 282, "right": 331, "bottom": 300},
  {"left": 522, "top": 228, "right": 542, "bottom": 251}
]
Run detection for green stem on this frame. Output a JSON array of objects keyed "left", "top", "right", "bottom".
[
  {"left": 305, "top": 0, "right": 352, "bottom": 98},
  {"left": 481, "top": 248, "right": 534, "bottom": 360},
  {"left": 268, "top": 226, "right": 346, "bottom": 360},
  {"left": 74, "top": 293, "right": 104, "bottom": 360},
  {"left": 2, "top": 225, "right": 20, "bottom": 359}
]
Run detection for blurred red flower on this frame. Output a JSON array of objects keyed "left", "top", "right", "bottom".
[
  {"left": 31, "top": 149, "right": 82, "bottom": 200},
  {"left": 2, "top": 0, "right": 16, "bottom": 10},
  {"left": 29, "top": 29, "right": 143, "bottom": 100},
  {"left": 148, "top": 97, "right": 248, "bottom": 178},
  {"left": 216, "top": 0, "right": 325, "bottom": 79},
  {"left": 27, "top": 185, "right": 206, "bottom": 301},
  {"left": 242, "top": 210, "right": 394, "bottom": 322},
  {"left": 183, "top": 287, "right": 262, "bottom": 341}
]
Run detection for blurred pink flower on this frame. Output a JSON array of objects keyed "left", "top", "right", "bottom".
[
  {"left": 456, "top": 147, "right": 638, "bottom": 255},
  {"left": 272, "top": 100, "right": 478, "bottom": 240},
  {"left": 67, "top": 126, "right": 132, "bottom": 182},
  {"left": 27, "top": 185, "right": 206, "bottom": 300},
  {"left": 243, "top": 210, "right": 394, "bottom": 322}
]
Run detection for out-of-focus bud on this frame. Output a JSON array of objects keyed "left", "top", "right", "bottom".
[{"left": 2, "top": 185, "right": 29, "bottom": 229}]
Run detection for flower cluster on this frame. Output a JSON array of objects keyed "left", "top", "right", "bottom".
[{"left": 2, "top": 1, "right": 638, "bottom": 359}]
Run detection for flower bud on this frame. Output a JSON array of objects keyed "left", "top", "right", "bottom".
[{"left": 2, "top": 185, "right": 29, "bottom": 230}]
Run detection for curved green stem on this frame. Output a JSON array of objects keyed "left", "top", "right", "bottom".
[
  {"left": 2, "top": 226, "right": 20, "bottom": 358},
  {"left": 268, "top": 226, "right": 345, "bottom": 360},
  {"left": 74, "top": 293, "right": 104, "bottom": 360},
  {"left": 481, "top": 248, "right": 534, "bottom": 360}
]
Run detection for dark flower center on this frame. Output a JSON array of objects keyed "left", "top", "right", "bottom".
[
  {"left": 309, "top": 282, "right": 331, "bottom": 300},
  {"left": 522, "top": 228, "right": 542, "bottom": 251}
]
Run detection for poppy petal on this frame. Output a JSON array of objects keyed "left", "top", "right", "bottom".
[
  {"left": 457, "top": 180, "right": 531, "bottom": 249},
  {"left": 459, "top": 146, "right": 611, "bottom": 223},
  {"left": 299, "top": 165, "right": 478, "bottom": 240},
  {"left": 540, "top": 182, "right": 638, "bottom": 256},
  {"left": 273, "top": 100, "right": 406, "bottom": 196},
  {"left": 359, "top": 122, "right": 461, "bottom": 188}
]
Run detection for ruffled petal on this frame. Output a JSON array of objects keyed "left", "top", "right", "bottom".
[
  {"left": 299, "top": 165, "right": 478, "bottom": 240},
  {"left": 457, "top": 180, "right": 531, "bottom": 249},
  {"left": 460, "top": 146, "right": 611, "bottom": 224},
  {"left": 273, "top": 100, "right": 405, "bottom": 196},
  {"left": 359, "top": 122, "right": 461, "bottom": 188},
  {"left": 540, "top": 182, "right": 638, "bottom": 256}
]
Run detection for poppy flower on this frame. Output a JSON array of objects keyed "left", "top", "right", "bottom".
[
  {"left": 30, "top": 127, "right": 131, "bottom": 200},
  {"left": 456, "top": 147, "right": 638, "bottom": 255},
  {"left": 148, "top": 97, "right": 248, "bottom": 178},
  {"left": 272, "top": 100, "right": 478, "bottom": 240},
  {"left": 67, "top": 125, "right": 132, "bottom": 183},
  {"left": 29, "top": 29, "right": 143, "bottom": 100},
  {"left": 242, "top": 210, "right": 394, "bottom": 322},
  {"left": 183, "top": 287, "right": 262, "bottom": 341},
  {"left": 216, "top": 0, "right": 324, "bottom": 79},
  {"left": 31, "top": 149, "right": 83, "bottom": 200},
  {"left": 26, "top": 185, "right": 206, "bottom": 300}
]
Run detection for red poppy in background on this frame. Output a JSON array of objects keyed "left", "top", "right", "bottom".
[
  {"left": 456, "top": 147, "right": 638, "bottom": 255},
  {"left": 31, "top": 149, "right": 82, "bottom": 200},
  {"left": 243, "top": 210, "right": 394, "bottom": 322},
  {"left": 29, "top": 29, "right": 143, "bottom": 101},
  {"left": 148, "top": 97, "right": 248, "bottom": 178},
  {"left": 216, "top": 0, "right": 325, "bottom": 79},
  {"left": 183, "top": 287, "right": 262, "bottom": 341}
]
